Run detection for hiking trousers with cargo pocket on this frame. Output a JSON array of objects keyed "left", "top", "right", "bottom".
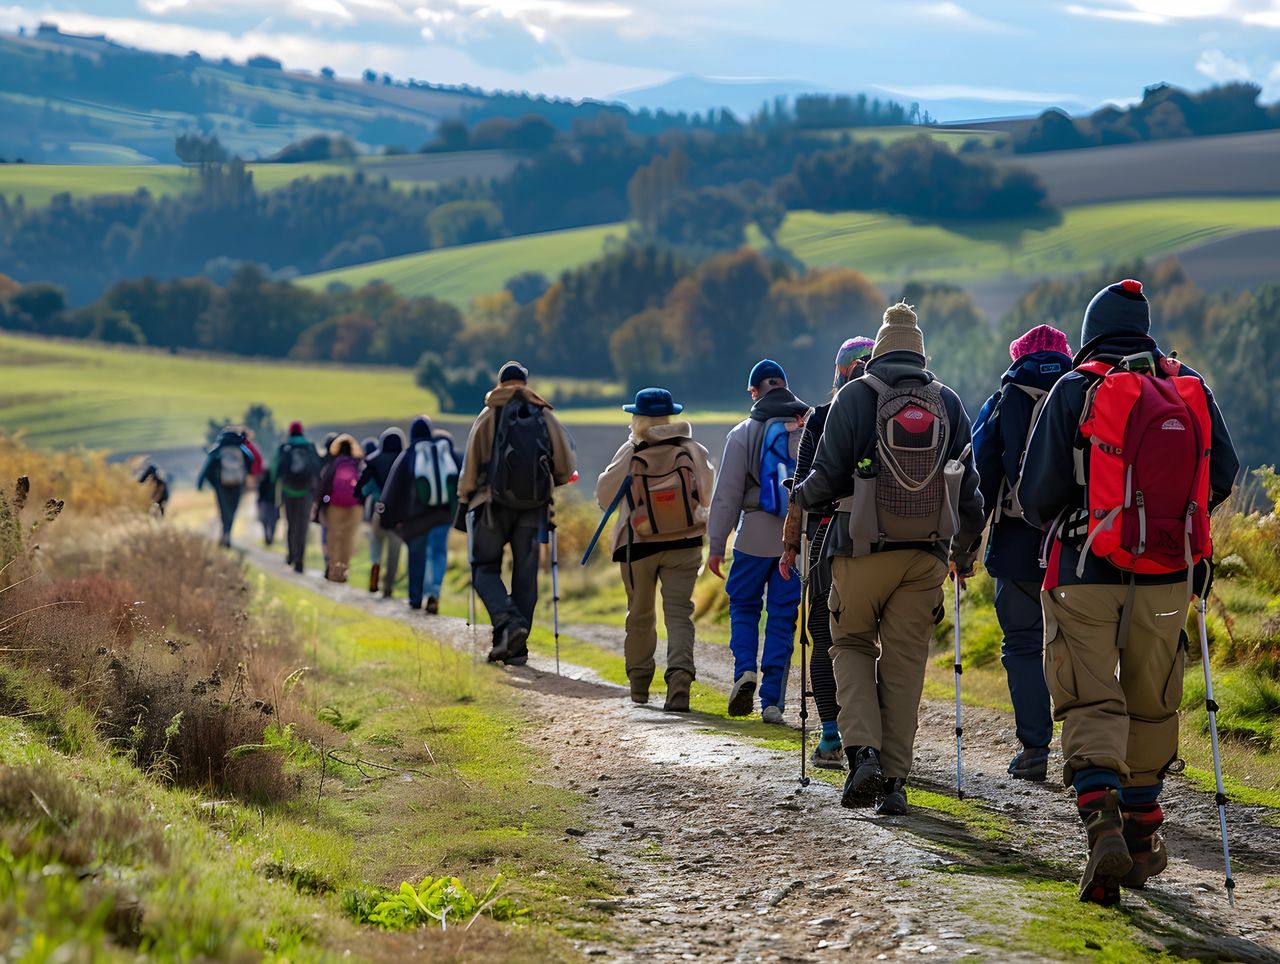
[
  {"left": 828, "top": 549, "right": 948, "bottom": 780},
  {"left": 471, "top": 504, "right": 542, "bottom": 649},
  {"left": 325, "top": 505, "right": 363, "bottom": 583},
  {"left": 621, "top": 545, "right": 702, "bottom": 690},
  {"left": 1042, "top": 582, "right": 1189, "bottom": 788}
]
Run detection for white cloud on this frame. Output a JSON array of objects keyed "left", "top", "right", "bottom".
[
  {"left": 917, "top": 1, "right": 1022, "bottom": 33},
  {"left": 415, "top": 2, "right": 564, "bottom": 69},
  {"left": 880, "top": 82, "right": 1081, "bottom": 104},
  {"left": 1064, "top": 4, "right": 1167, "bottom": 24},
  {"left": 1195, "top": 48, "right": 1251, "bottom": 83},
  {"left": 142, "top": 0, "right": 360, "bottom": 24},
  {"left": 1065, "top": 1, "right": 1280, "bottom": 27}
]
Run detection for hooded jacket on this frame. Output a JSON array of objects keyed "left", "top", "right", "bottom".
[
  {"left": 596, "top": 419, "right": 716, "bottom": 560},
  {"left": 380, "top": 416, "right": 457, "bottom": 540},
  {"left": 971, "top": 350, "right": 1072, "bottom": 581},
  {"left": 708, "top": 386, "right": 810, "bottom": 559},
  {"left": 456, "top": 383, "right": 578, "bottom": 512},
  {"left": 315, "top": 434, "right": 365, "bottom": 522},
  {"left": 794, "top": 351, "right": 984, "bottom": 569},
  {"left": 273, "top": 432, "right": 321, "bottom": 500},
  {"left": 197, "top": 430, "right": 254, "bottom": 491},
  {"left": 1021, "top": 333, "right": 1238, "bottom": 587},
  {"left": 356, "top": 428, "right": 406, "bottom": 502}
]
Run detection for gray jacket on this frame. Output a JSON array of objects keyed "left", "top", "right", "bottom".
[{"left": 708, "top": 388, "right": 810, "bottom": 558}]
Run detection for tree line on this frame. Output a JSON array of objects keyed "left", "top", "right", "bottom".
[{"left": 1015, "top": 82, "right": 1279, "bottom": 153}]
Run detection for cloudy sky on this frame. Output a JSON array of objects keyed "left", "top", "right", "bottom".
[{"left": 3, "top": 1, "right": 1279, "bottom": 108}]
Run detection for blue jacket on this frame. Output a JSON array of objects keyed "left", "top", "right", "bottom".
[
  {"left": 972, "top": 350, "right": 1071, "bottom": 581},
  {"left": 197, "top": 430, "right": 253, "bottom": 491},
  {"left": 1021, "top": 334, "right": 1239, "bottom": 586}
]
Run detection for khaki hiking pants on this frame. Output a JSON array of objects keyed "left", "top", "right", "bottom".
[
  {"left": 828, "top": 550, "right": 947, "bottom": 779},
  {"left": 1043, "top": 582, "right": 1189, "bottom": 788},
  {"left": 621, "top": 546, "right": 702, "bottom": 687},
  {"left": 325, "top": 505, "right": 363, "bottom": 583}
]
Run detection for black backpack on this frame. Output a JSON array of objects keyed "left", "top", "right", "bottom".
[
  {"left": 488, "top": 398, "right": 553, "bottom": 510},
  {"left": 280, "top": 444, "right": 318, "bottom": 490}
]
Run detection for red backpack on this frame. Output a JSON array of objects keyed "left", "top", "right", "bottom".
[{"left": 1069, "top": 355, "right": 1212, "bottom": 579}]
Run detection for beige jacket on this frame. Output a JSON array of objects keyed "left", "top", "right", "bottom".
[
  {"left": 457, "top": 382, "right": 578, "bottom": 510},
  {"left": 595, "top": 420, "right": 716, "bottom": 556}
]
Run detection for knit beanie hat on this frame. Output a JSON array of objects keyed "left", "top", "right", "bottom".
[
  {"left": 1080, "top": 279, "right": 1149, "bottom": 349},
  {"left": 748, "top": 358, "right": 787, "bottom": 389},
  {"left": 1010, "top": 325, "right": 1071, "bottom": 361},
  {"left": 498, "top": 360, "right": 529, "bottom": 384},
  {"left": 834, "top": 336, "right": 875, "bottom": 388},
  {"left": 871, "top": 303, "right": 924, "bottom": 359},
  {"left": 288, "top": 420, "right": 304, "bottom": 436}
]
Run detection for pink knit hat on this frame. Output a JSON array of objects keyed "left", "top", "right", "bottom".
[{"left": 1010, "top": 325, "right": 1071, "bottom": 361}]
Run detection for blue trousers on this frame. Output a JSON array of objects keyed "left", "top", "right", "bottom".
[
  {"left": 405, "top": 533, "right": 429, "bottom": 608},
  {"left": 422, "top": 523, "right": 450, "bottom": 600},
  {"left": 725, "top": 550, "right": 801, "bottom": 709},
  {"left": 995, "top": 578, "right": 1053, "bottom": 750}
]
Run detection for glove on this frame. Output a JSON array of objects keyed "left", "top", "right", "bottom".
[{"left": 1193, "top": 557, "right": 1214, "bottom": 600}]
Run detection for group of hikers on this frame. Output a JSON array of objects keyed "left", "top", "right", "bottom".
[{"left": 193, "top": 278, "right": 1238, "bottom": 907}]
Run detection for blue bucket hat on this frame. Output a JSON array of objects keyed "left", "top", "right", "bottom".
[{"left": 623, "top": 387, "right": 684, "bottom": 417}]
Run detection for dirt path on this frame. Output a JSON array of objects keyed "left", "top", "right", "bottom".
[{"left": 245, "top": 545, "right": 1280, "bottom": 962}]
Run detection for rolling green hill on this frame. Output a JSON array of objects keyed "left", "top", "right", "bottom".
[{"left": 299, "top": 196, "right": 1280, "bottom": 306}]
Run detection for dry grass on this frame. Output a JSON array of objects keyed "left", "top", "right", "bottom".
[{"left": 0, "top": 432, "right": 151, "bottom": 520}]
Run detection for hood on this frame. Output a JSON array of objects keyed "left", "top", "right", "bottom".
[
  {"left": 378, "top": 427, "right": 406, "bottom": 455},
  {"left": 632, "top": 420, "right": 693, "bottom": 445},
  {"left": 360, "top": 437, "right": 378, "bottom": 456},
  {"left": 409, "top": 416, "right": 433, "bottom": 444},
  {"left": 1000, "top": 350, "right": 1072, "bottom": 391},
  {"left": 215, "top": 429, "right": 243, "bottom": 448},
  {"left": 429, "top": 427, "right": 456, "bottom": 446},
  {"left": 1075, "top": 333, "right": 1161, "bottom": 368},
  {"left": 329, "top": 433, "right": 364, "bottom": 459},
  {"left": 485, "top": 383, "right": 553, "bottom": 410},
  {"left": 864, "top": 351, "right": 932, "bottom": 388},
  {"left": 749, "top": 387, "right": 809, "bottom": 422}
]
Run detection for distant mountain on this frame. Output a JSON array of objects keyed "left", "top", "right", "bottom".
[{"left": 613, "top": 73, "right": 1093, "bottom": 124}]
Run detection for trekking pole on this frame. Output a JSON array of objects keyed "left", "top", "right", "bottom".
[
  {"left": 465, "top": 510, "right": 477, "bottom": 636},
  {"left": 797, "top": 527, "right": 811, "bottom": 788},
  {"left": 953, "top": 578, "right": 965, "bottom": 800},
  {"left": 550, "top": 526, "right": 561, "bottom": 676},
  {"left": 1196, "top": 590, "right": 1236, "bottom": 906}
]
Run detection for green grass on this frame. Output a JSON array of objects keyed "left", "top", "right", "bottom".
[
  {"left": 0, "top": 332, "right": 438, "bottom": 451},
  {"left": 818, "top": 126, "right": 1006, "bottom": 149},
  {"left": 299, "top": 197, "right": 1280, "bottom": 306},
  {"left": 299, "top": 223, "right": 630, "bottom": 307},
  {"left": 0, "top": 160, "right": 423, "bottom": 206}
]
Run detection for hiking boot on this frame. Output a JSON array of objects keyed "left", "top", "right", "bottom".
[
  {"left": 664, "top": 671, "right": 693, "bottom": 713},
  {"left": 369, "top": 563, "right": 381, "bottom": 593},
  {"left": 841, "top": 747, "right": 883, "bottom": 809},
  {"left": 409, "top": 600, "right": 423, "bottom": 611},
  {"left": 487, "top": 626, "right": 511, "bottom": 663},
  {"left": 1009, "top": 746, "right": 1050, "bottom": 782},
  {"left": 1077, "top": 789, "right": 1133, "bottom": 906},
  {"left": 629, "top": 675, "right": 651, "bottom": 705},
  {"left": 811, "top": 739, "right": 846, "bottom": 771},
  {"left": 293, "top": 562, "right": 304, "bottom": 574},
  {"left": 1120, "top": 803, "right": 1168, "bottom": 889},
  {"left": 504, "top": 654, "right": 528, "bottom": 667},
  {"left": 727, "top": 672, "right": 757, "bottom": 717},
  {"left": 506, "top": 623, "right": 530, "bottom": 660},
  {"left": 761, "top": 705, "right": 785, "bottom": 725},
  {"left": 876, "top": 778, "right": 909, "bottom": 816},
  {"left": 426, "top": 597, "right": 439, "bottom": 615}
]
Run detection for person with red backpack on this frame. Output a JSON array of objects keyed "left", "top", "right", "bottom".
[
  {"left": 794, "top": 303, "right": 985, "bottom": 816},
  {"left": 708, "top": 360, "right": 809, "bottom": 724},
  {"left": 972, "top": 325, "right": 1073, "bottom": 782},
  {"left": 594, "top": 388, "right": 716, "bottom": 712},
  {"left": 1021, "top": 279, "right": 1238, "bottom": 907},
  {"left": 315, "top": 434, "right": 365, "bottom": 583},
  {"left": 455, "top": 362, "right": 578, "bottom": 665}
]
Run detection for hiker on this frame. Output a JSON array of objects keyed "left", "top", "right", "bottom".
[
  {"left": 456, "top": 362, "right": 578, "bottom": 665},
  {"left": 380, "top": 416, "right": 460, "bottom": 613},
  {"left": 972, "top": 325, "right": 1073, "bottom": 782},
  {"left": 595, "top": 388, "right": 715, "bottom": 712},
  {"left": 318, "top": 431, "right": 339, "bottom": 577},
  {"left": 421, "top": 425, "right": 460, "bottom": 614},
  {"left": 242, "top": 429, "right": 265, "bottom": 480},
  {"left": 795, "top": 302, "right": 984, "bottom": 816},
  {"left": 257, "top": 468, "right": 279, "bottom": 546},
  {"left": 780, "top": 336, "right": 875, "bottom": 767},
  {"left": 138, "top": 462, "right": 169, "bottom": 517},
  {"left": 707, "top": 359, "right": 808, "bottom": 724},
  {"left": 274, "top": 420, "right": 322, "bottom": 573},
  {"left": 357, "top": 427, "right": 406, "bottom": 596},
  {"left": 315, "top": 434, "right": 365, "bottom": 583},
  {"left": 197, "top": 426, "right": 255, "bottom": 548},
  {"left": 1021, "top": 279, "right": 1238, "bottom": 906}
]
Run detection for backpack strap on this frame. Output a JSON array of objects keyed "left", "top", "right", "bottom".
[{"left": 1072, "top": 360, "right": 1114, "bottom": 486}]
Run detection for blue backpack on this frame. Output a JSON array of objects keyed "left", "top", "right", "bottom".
[{"left": 755, "top": 417, "right": 798, "bottom": 517}]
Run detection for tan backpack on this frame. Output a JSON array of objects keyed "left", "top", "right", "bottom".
[{"left": 625, "top": 439, "right": 704, "bottom": 541}]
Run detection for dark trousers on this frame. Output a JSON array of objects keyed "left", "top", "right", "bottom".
[
  {"left": 283, "top": 494, "right": 313, "bottom": 571},
  {"left": 995, "top": 578, "right": 1053, "bottom": 750},
  {"left": 259, "top": 498, "right": 279, "bottom": 545},
  {"left": 807, "top": 521, "right": 840, "bottom": 725},
  {"left": 214, "top": 485, "right": 241, "bottom": 544},
  {"left": 406, "top": 532, "right": 429, "bottom": 608},
  {"left": 471, "top": 504, "right": 542, "bottom": 654}
]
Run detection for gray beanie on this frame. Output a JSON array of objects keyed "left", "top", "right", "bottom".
[{"left": 871, "top": 302, "right": 925, "bottom": 359}]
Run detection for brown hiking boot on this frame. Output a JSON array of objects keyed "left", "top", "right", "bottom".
[
  {"left": 664, "top": 670, "right": 693, "bottom": 713},
  {"left": 1077, "top": 789, "right": 1133, "bottom": 906},
  {"left": 1121, "top": 803, "right": 1168, "bottom": 888},
  {"left": 369, "top": 563, "right": 381, "bottom": 593},
  {"left": 629, "top": 674, "right": 651, "bottom": 705}
]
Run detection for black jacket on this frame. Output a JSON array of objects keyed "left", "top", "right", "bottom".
[
  {"left": 380, "top": 418, "right": 456, "bottom": 540},
  {"left": 795, "top": 351, "right": 985, "bottom": 568},
  {"left": 1021, "top": 333, "right": 1239, "bottom": 586},
  {"left": 972, "top": 350, "right": 1071, "bottom": 582},
  {"left": 356, "top": 428, "right": 405, "bottom": 500}
]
